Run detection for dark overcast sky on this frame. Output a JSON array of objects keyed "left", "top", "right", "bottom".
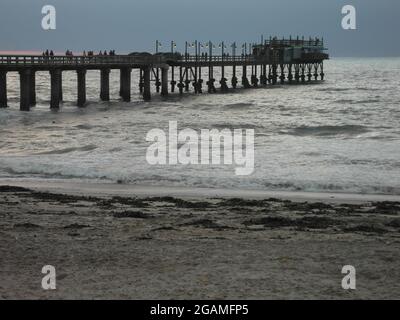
[{"left": 1, "top": 0, "right": 399, "bottom": 56}]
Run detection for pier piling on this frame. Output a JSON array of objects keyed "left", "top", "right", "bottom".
[
  {"left": 0, "top": 71, "right": 7, "bottom": 108},
  {"left": 19, "top": 69, "right": 31, "bottom": 111},
  {"left": 50, "top": 69, "right": 61, "bottom": 109},
  {"left": 242, "top": 66, "right": 250, "bottom": 88},
  {"left": 59, "top": 72, "right": 63, "bottom": 101},
  {"left": 120, "top": 68, "right": 131, "bottom": 102},
  {"left": 161, "top": 67, "right": 169, "bottom": 96},
  {"left": 77, "top": 69, "right": 86, "bottom": 107},
  {"left": 100, "top": 68, "right": 110, "bottom": 101},
  {"left": 178, "top": 67, "right": 184, "bottom": 94},
  {"left": 119, "top": 70, "right": 123, "bottom": 97},
  {"left": 143, "top": 67, "right": 151, "bottom": 101},
  {"left": 170, "top": 67, "right": 176, "bottom": 93},
  {"left": 29, "top": 71, "right": 36, "bottom": 106}
]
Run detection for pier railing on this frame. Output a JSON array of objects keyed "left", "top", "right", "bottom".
[
  {"left": 183, "top": 55, "right": 261, "bottom": 62},
  {"left": 0, "top": 53, "right": 321, "bottom": 68},
  {"left": 261, "top": 39, "right": 324, "bottom": 47},
  {"left": 0, "top": 54, "right": 164, "bottom": 67},
  {"left": 0, "top": 54, "right": 275, "bottom": 67}
]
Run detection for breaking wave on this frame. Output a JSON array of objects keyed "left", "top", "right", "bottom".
[{"left": 282, "top": 125, "right": 370, "bottom": 137}]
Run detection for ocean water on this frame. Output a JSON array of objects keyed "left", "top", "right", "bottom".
[{"left": 0, "top": 58, "right": 400, "bottom": 195}]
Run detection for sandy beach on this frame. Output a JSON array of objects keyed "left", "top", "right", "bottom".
[{"left": 1, "top": 181, "right": 400, "bottom": 299}]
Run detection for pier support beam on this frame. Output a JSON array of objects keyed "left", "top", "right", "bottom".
[
  {"left": 320, "top": 63, "right": 325, "bottom": 81},
  {"left": 301, "top": 64, "right": 306, "bottom": 83},
  {"left": 251, "top": 65, "right": 259, "bottom": 87},
  {"left": 272, "top": 65, "right": 278, "bottom": 85},
  {"left": 288, "top": 64, "right": 293, "bottom": 84},
  {"left": 251, "top": 75, "right": 258, "bottom": 87},
  {"left": 50, "top": 69, "right": 62, "bottom": 109},
  {"left": 59, "top": 72, "right": 63, "bottom": 101},
  {"left": 207, "top": 78, "right": 216, "bottom": 93},
  {"left": 20, "top": 69, "right": 31, "bottom": 111},
  {"left": 120, "top": 68, "right": 131, "bottom": 102},
  {"left": 178, "top": 66, "right": 184, "bottom": 94},
  {"left": 220, "top": 78, "right": 228, "bottom": 92},
  {"left": 119, "top": 71, "right": 123, "bottom": 97},
  {"left": 170, "top": 67, "right": 176, "bottom": 93},
  {"left": 280, "top": 65, "right": 285, "bottom": 84},
  {"left": 29, "top": 71, "right": 36, "bottom": 106},
  {"left": 161, "top": 67, "right": 169, "bottom": 96},
  {"left": 242, "top": 66, "right": 250, "bottom": 88},
  {"left": 0, "top": 71, "right": 7, "bottom": 108},
  {"left": 184, "top": 68, "right": 190, "bottom": 92},
  {"left": 220, "top": 65, "right": 228, "bottom": 92},
  {"left": 139, "top": 69, "right": 144, "bottom": 93},
  {"left": 143, "top": 67, "right": 151, "bottom": 101},
  {"left": 77, "top": 69, "right": 86, "bottom": 107},
  {"left": 295, "top": 64, "right": 300, "bottom": 83},
  {"left": 307, "top": 64, "right": 312, "bottom": 81},
  {"left": 207, "top": 66, "right": 216, "bottom": 93},
  {"left": 231, "top": 65, "right": 238, "bottom": 89},
  {"left": 197, "top": 67, "right": 203, "bottom": 93},
  {"left": 155, "top": 68, "right": 161, "bottom": 93},
  {"left": 100, "top": 68, "right": 110, "bottom": 101},
  {"left": 314, "top": 63, "right": 319, "bottom": 80},
  {"left": 261, "top": 65, "right": 267, "bottom": 85}
]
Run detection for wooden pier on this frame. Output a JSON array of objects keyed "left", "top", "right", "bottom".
[{"left": 0, "top": 37, "right": 329, "bottom": 111}]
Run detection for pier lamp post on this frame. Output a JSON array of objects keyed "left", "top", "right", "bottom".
[
  {"left": 171, "top": 41, "right": 176, "bottom": 54},
  {"left": 193, "top": 40, "right": 198, "bottom": 60},
  {"left": 249, "top": 43, "right": 253, "bottom": 55},
  {"left": 155, "top": 40, "right": 162, "bottom": 54},
  {"left": 155, "top": 40, "right": 162, "bottom": 92},
  {"left": 197, "top": 42, "right": 204, "bottom": 60},
  {"left": 231, "top": 42, "right": 237, "bottom": 58},
  {"left": 205, "top": 41, "right": 215, "bottom": 61},
  {"left": 187, "top": 41, "right": 196, "bottom": 60},
  {"left": 219, "top": 41, "right": 228, "bottom": 91},
  {"left": 219, "top": 42, "right": 226, "bottom": 61},
  {"left": 242, "top": 43, "right": 247, "bottom": 56}
]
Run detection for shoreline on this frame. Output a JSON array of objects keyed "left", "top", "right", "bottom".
[
  {"left": 1, "top": 182, "right": 400, "bottom": 299},
  {"left": 1, "top": 178, "right": 400, "bottom": 204}
]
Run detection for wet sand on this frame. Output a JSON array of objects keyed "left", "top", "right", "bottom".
[{"left": 1, "top": 183, "right": 400, "bottom": 299}]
